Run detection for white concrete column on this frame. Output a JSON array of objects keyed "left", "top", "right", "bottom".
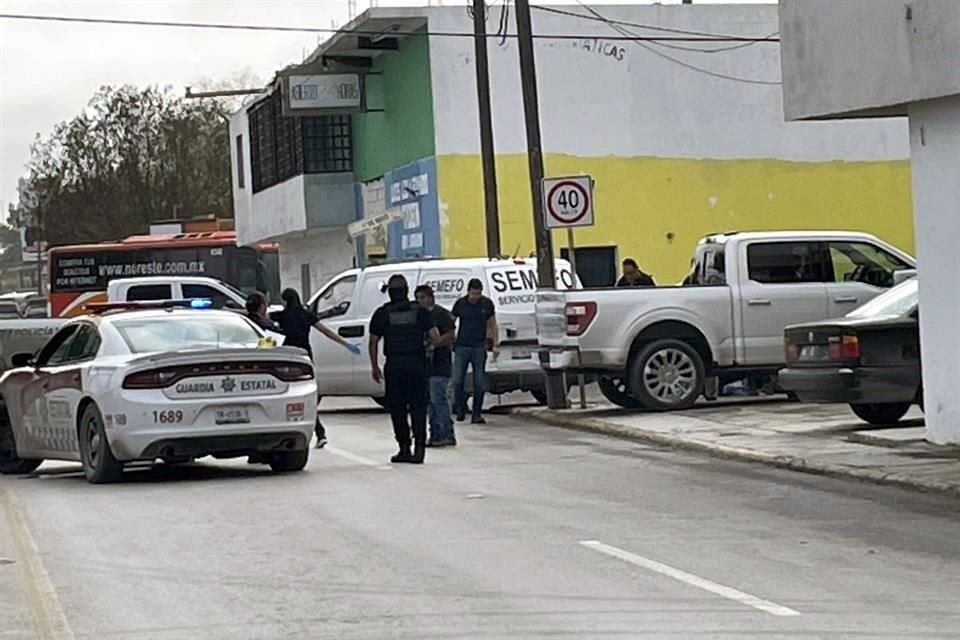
[{"left": 908, "top": 96, "right": 960, "bottom": 444}]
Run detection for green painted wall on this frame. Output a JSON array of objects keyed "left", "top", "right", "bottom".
[{"left": 352, "top": 29, "right": 435, "bottom": 182}]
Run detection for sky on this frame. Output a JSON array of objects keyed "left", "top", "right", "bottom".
[{"left": 0, "top": 0, "right": 773, "bottom": 218}]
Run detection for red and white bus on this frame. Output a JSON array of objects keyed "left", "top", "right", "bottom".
[{"left": 47, "top": 232, "right": 281, "bottom": 317}]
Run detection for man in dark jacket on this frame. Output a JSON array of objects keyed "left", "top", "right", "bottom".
[
  {"left": 369, "top": 274, "right": 440, "bottom": 464},
  {"left": 616, "top": 258, "right": 656, "bottom": 287}
]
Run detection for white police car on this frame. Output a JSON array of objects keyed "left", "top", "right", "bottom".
[{"left": 0, "top": 301, "right": 317, "bottom": 483}]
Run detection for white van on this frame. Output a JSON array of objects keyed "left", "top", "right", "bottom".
[{"left": 307, "top": 258, "right": 577, "bottom": 404}]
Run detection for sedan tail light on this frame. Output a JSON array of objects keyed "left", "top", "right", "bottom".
[
  {"left": 565, "top": 302, "right": 597, "bottom": 336},
  {"left": 784, "top": 338, "right": 800, "bottom": 363},
  {"left": 270, "top": 362, "right": 314, "bottom": 382},
  {"left": 828, "top": 335, "right": 860, "bottom": 362}
]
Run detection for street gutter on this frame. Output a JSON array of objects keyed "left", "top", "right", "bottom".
[{"left": 513, "top": 407, "right": 960, "bottom": 499}]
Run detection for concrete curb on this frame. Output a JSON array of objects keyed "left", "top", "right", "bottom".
[{"left": 514, "top": 408, "right": 960, "bottom": 499}]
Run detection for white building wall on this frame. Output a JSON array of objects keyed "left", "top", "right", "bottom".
[
  {"left": 229, "top": 110, "right": 254, "bottom": 243},
  {"left": 908, "top": 96, "right": 960, "bottom": 444},
  {"left": 426, "top": 5, "right": 909, "bottom": 161},
  {"left": 278, "top": 228, "right": 356, "bottom": 299}
]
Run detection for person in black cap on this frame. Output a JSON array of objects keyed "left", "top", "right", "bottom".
[{"left": 369, "top": 274, "right": 439, "bottom": 464}]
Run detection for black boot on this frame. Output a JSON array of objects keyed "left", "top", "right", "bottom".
[
  {"left": 391, "top": 447, "right": 414, "bottom": 464},
  {"left": 411, "top": 442, "right": 426, "bottom": 464}
]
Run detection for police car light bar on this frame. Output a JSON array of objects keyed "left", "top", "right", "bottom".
[{"left": 85, "top": 299, "right": 214, "bottom": 314}]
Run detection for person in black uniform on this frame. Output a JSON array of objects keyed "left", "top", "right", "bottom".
[
  {"left": 369, "top": 274, "right": 439, "bottom": 464},
  {"left": 273, "top": 288, "right": 361, "bottom": 448}
]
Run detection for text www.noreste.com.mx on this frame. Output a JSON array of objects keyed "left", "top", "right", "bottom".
[{"left": 97, "top": 261, "right": 206, "bottom": 277}]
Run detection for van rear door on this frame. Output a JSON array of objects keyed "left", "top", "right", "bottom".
[{"left": 484, "top": 260, "right": 576, "bottom": 364}]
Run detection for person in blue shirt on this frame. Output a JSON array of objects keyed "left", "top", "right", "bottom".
[
  {"left": 272, "top": 288, "right": 361, "bottom": 448},
  {"left": 451, "top": 278, "right": 499, "bottom": 424}
]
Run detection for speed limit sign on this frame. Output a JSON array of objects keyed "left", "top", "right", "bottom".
[{"left": 543, "top": 175, "right": 594, "bottom": 229}]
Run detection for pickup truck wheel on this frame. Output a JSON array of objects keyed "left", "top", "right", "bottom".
[
  {"left": 850, "top": 402, "right": 911, "bottom": 425},
  {"left": 629, "top": 339, "right": 705, "bottom": 411},
  {"left": 0, "top": 405, "right": 42, "bottom": 475},
  {"left": 597, "top": 375, "right": 645, "bottom": 409}
]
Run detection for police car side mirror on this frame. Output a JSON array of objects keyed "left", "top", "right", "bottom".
[{"left": 11, "top": 353, "right": 34, "bottom": 368}]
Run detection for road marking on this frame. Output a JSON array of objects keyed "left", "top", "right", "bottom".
[
  {"left": 324, "top": 446, "right": 393, "bottom": 470},
  {"left": 579, "top": 540, "right": 800, "bottom": 617},
  {"left": 0, "top": 484, "right": 76, "bottom": 639}
]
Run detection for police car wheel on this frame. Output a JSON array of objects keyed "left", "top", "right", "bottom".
[
  {"left": 78, "top": 404, "right": 124, "bottom": 484},
  {"left": 270, "top": 448, "right": 309, "bottom": 473},
  {"left": 0, "top": 403, "right": 42, "bottom": 475}
]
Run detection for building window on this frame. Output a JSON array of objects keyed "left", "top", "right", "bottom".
[
  {"left": 303, "top": 116, "right": 353, "bottom": 173},
  {"left": 248, "top": 93, "right": 353, "bottom": 193},
  {"left": 235, "top": 134, "right": 245, "bottom": 189}
]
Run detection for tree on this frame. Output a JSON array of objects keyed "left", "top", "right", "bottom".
[{"left": 7, "top": 85, "right": 234, "bottom": 246}]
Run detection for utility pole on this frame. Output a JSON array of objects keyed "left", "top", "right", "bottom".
[
  {"left": 472, "top": 0, "right": 501, "bottom": 258},
  {"left": 514, "top": 0, "right": 567, "bottom": 409}
]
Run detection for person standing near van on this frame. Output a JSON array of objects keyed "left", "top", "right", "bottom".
[
  {"left": 451, "top": 278, "right": 499, "bottom": 424},
  {"left": 414, "top": 285, "right": 457, "bottom": 447},
  {"left": 273, "top": 288, "right": 361, "bottom": 448},
  {"left": 369, "top": 275, "right": 439, "bottom": 464}
]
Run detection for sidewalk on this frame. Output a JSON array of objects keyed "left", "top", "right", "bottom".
[{"left": 513, "top": 399, "right": 960, "bottom": 497}]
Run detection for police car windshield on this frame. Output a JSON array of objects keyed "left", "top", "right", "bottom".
[
  {"left": 113, "top": 314, "right": 263, "bottom": 353},
  {"left": 847, "top": 278, "right": 919, "bottom": 319}
]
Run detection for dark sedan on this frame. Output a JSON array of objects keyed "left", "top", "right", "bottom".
[{"left": 779, "top": 278, "right": 921, "bottom": 425}]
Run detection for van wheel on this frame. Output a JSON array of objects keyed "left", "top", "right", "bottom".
[
  {"left": 78, "top": 403, "right": 124, "bottom": 484},
  {"left": 597, "top": 375, "right": 645, "bottom": 409},
  {"left": 850, "top": 403, "right": 911, "bottom": 426},
  {"left": 0, "top": 404, "right": 41, "bottom": 475},
  {"left": 629, "top": 339, "right": 705, "bottom": 411}
]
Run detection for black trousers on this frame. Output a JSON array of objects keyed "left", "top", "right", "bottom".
[{"left": 384, "top": 363, "right": 427, "bottom": 449}]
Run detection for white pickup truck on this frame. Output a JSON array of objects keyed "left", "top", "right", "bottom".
[{"left": 537, "top": 231, "right": 916, "bottom": 410}]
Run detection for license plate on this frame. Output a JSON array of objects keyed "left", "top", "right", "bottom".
[
  {"left": 215, "top": 406, "right": 250, "bottom": 425},
  {"left": 800, "top": 345, "right": 828, "bottom": 360},
  {"left": 511, "top": 348, "right": 533, "bottom": 360}
]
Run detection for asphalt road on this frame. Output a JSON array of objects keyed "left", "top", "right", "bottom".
[{"left": 2, "top": 399, "right": 960, "bottom": 640}]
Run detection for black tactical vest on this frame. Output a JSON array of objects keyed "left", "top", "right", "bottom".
[{"left": 383, "top": 301, "right": 426, "bottom": 362}]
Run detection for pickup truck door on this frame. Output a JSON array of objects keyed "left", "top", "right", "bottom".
[
  {"left": 737, "top": 241, "right": 829, "bottom": 365},
  {"left": 823, "top": 240, "right": 913, "bottom": 318},
  {"left": 309, "top": 274, "right": 362, "bottom": 395}
]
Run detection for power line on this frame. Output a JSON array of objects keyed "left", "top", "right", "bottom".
[
  {"left": 0, "top": 11, "right": 782, "bottom": 43},
  {"left": 575, "top": 3, "right": 782, "bottom": 86},
  {"left": 531, "top": 5, "right": 780, "bottom": 42},
  {"left": 641, "top": 30, "right": 779, "bottom": 55}
]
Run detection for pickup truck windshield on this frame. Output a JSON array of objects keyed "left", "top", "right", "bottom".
[{"left": 113, "top": 315, "right": 263, "bottom": 353}]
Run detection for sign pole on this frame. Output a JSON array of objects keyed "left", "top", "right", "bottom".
[
  {"left": 516, "top": 0, "right": 566, "bottom": 410},
  {"left": 565, "top": 228, "right": 588, "bottom": 409}
]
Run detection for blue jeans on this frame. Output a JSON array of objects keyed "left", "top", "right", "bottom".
[
  {"left": 428, "top": 376, "right": 455, "bottom": 442},
  {"left": 452, "top": 345, "right": 487, "bottom": 421}
]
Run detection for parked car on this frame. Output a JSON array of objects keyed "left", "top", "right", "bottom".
[
  {"left": 536, "top": 231, "right": 916, "bottom": 410},
  {"left": 307, "top": 257, "right": 577, "bottom": 405},
  {"left": 0, "top": 305, "right": 317, "bottom": 483},
  {"left": 779, "top": 277, "right": 921, "bottom": 425}
]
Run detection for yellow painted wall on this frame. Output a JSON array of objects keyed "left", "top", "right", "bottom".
[{"left": 437, "top": 154, "right": 914, "bottom": 284}]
